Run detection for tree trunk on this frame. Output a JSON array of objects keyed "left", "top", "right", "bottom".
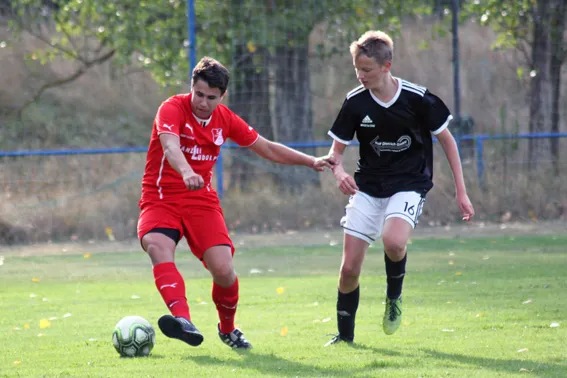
[
  {"left": 549, "top": 0, "right": 566, "bottom": 175},
  {"left": 228, "top": 44, "right": 273, "bottom": 192},
  {"left": 273, "top": 43, "right": 319, "bottom": 193},
  {"left": 528, "top": 0, "right": 553, "bottom": 172}
]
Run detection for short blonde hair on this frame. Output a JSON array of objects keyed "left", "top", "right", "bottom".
[{"left": 349, "top": 30, "right": 394, "bottom": 65}]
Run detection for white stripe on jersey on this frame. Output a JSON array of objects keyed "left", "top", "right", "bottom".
[
  {"left": 401, "top": 80, "right": 426, "bottom": 94},
  {"left": 402, "top": 86, "right": 426, "bottom": 97},
  {"left": 156, "top": 154, "right": 167, "bottom": 200},
  {"left": 328, "top": 130, "right": 352, "bottom": 145},
  {"left": 432, "top": 115, "right": 453, "bottom": 135},
  {"left": 346, "top": 85, "right": 366, "bottom": 99}
]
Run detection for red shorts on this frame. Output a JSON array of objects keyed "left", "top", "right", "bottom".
[{"left": 137, "top": 200, "right": 234, "bottom": 260}]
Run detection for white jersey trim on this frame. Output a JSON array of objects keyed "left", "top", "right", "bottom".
[
  {"left": 369, "top": 77, "right": 402, "bottom": 108},
  {"left": 242, "top": 134, "right": 260, "bottom": 148},
  {"left": 156, "top": 131, "right": 178, "bottom": 137},
  {"left": 401, "top": 80, "right": 426, "bottom": 94},
  {"left": 432, "top": 115, "right": 453, "bottom": 135},
  {"left": 156, "top": 154, "right": 167, "bottom": 200},
  {"left": 346, "top": 85, "right": 366, "bottom": 99},
  {"left": 328, "top": 130, "right": 351, "bottom": 145}
]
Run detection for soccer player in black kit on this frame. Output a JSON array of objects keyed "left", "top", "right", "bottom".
[{"left": 325, "top": 30, "right": 475, "bottom": 346}]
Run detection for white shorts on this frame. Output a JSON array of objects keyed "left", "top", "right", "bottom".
[{"left": 340, "top": 191, "right": 425, "bottom": 244}]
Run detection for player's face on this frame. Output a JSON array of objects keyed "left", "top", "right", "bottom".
[
  {"left": 353, "top": 54, "right": 390, "bottom": 89},
  {"left": 191, "top": 79, "right": 225, "bottom": 118}
]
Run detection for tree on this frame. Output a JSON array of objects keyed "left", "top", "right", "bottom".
[
  {"left": 465, "top": 0, "right": 567, "bottom": 172},
  {"left": 6, "top": 0, "right": 433, "bottom": 190}
]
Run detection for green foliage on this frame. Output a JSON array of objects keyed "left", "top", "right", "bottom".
[
  {"left": 7, "top": 0, "right": 434, "bottom": 88},
  {"left": 463, "top": 0, "right": 532, "bottom": 50}
]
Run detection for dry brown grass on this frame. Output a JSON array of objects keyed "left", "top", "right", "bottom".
[{"left": 1, "top": 20, "right": 566, "bottom": 244}]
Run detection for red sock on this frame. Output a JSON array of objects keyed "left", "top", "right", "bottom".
[
  {"left": 153, "top": 262, "right": 191, "bottom": 320},
  {"left": 213, "top": 276, "right": 239, "bottom": 334}
]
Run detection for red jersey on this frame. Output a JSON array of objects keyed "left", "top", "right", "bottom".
[{"left": 140, "top": 93, "right": 259, "bottom": 203}]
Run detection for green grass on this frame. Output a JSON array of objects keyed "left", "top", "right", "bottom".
[{"left": 1, "top": 236, "right": 566, "bottom": 377}]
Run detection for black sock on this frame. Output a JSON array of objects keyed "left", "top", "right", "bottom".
[
  {"left": 336, "top": 286, "right": 359, "bottom": 341},
  {"left": 385, "top": 252, "right": 407, "bottom": 299}
]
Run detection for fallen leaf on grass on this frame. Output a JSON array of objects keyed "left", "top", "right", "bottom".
[
  {"left": 24, "top": 324, "right": 30, "bottom": 329},
  {"left": 32, "top": 277, "right": 40, "bottom": 283},
  {"left": 455, "top": 272, "right": 463, "bottom": 276},
  {"left": 276, "top": 287, "right": 285, "bottom": 294},
  {"left": 280, "top": 327, "right": 288, "bottom": 336},
  {"left": 13, "top": 361, "right": 21, "bottom": 365},
  {"left": 39, "top": 319, "right": 51, "bottom": 329}
]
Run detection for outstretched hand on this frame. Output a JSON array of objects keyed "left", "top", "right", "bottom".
[
  {"left": 457, "top": 192, "right": 475, "bottom": 221},
  {"left": 311, "top": 155, "right": 338, "bottom": 172}
]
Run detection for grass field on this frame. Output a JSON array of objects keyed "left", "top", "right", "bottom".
[{"left": 1, "top": 235, "right": 566, "bottom": 377}]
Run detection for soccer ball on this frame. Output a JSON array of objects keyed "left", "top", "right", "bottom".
[{"left": 112, "top": 316, "right": 156, "bottom": 357}]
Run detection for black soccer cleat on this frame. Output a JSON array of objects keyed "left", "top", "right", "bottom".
[
  {"left": 218, "top": 324, "right": 253, "bottom": 349},
  {"left": 324, "top": 334, "right": 354, "bottom": 347},
  {"left": 158, "top": 315, "right": 204, "bottom": 347}
]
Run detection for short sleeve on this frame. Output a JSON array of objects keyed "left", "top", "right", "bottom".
[
  {"left": 228, "top": 112, "right": 259, "bottom": 147},
  {"left": 155, "top": 102, "right": 184, "bottom": 136},
  {"left": 422, "top": 91, "right": 453, "bottom": 135},
  {"left": 328, "top": 99, "right": 357, "bottom": 145}
]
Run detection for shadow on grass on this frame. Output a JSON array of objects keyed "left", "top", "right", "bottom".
[
  {"left": 187, "top": 349, "right": 400, "bottom": 377},
  {"left": 422, "top": 348, "right": 567, "bottom": 376}
]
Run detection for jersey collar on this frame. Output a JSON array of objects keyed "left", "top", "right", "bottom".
[
  {"left": 369, "top": 77, "right": 402, "bottom": 108},
  {"left": 193, "top": 113, "right": 212, "bottom": 127}
]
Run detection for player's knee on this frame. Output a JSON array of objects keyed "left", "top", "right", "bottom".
[
  {"left": 144, "top": 241, "right": 174, "bottom": 265},
  {"left": 209, "top": 263, "right": 235, "bottom": 286},
  {"left": 340, "top": 263, "right": 361, "bottom": 281},
  {"left": 382, "top": 236, "right": 407, "bottom": 260}
]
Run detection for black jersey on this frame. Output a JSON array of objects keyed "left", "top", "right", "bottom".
[{"left": 328, "top": 78, "right": 452, "bottom": 198}]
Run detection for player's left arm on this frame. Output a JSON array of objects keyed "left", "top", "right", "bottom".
[
  {"left": 436, "top": 128, "right": 475, "bottom": 221},
  {"left": 248, "top": 136, "right": 333, "bottom": 171},
  {"left": 424, "top": 91, "right": 474, "bottom": 221}
]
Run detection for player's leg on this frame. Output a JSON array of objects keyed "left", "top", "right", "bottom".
[
  {"left": 138, "top": 204, "right": 203, "bottom": 347},
  {"left": 326, "top": 192, "right": 382, "bottom": 346},
  {"left": 202, "top": 246, "right": 252, "bottom": 349},
  {"left": 183, "top": 205, "right": 252, "bottom": 349},
  {"left": 381, "top": 191, "right": 425, "bottom": 335}
]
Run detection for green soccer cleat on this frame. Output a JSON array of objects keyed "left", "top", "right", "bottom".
[{"left": 383, "top": 297, "right": 402, "bottom": 335}]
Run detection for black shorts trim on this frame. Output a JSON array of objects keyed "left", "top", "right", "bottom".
[{"left": 146, "top": 228, "right": 181, "bottom": 244}]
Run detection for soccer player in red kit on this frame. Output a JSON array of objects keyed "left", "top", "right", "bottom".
[{"left": 137, "top": 56, "right": 333, "bottom": 349}]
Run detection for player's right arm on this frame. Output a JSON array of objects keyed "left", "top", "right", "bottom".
[
  {"left": 155, "top": 102, "right": 203, "bottom": 191},
  {"left": 328, "top": 140, "right": 359, "bottom": 195},
  {"left": 159, "top": 134, "right": 204, "bottom": 190},
  {"left": 327, "top": 97, "right": 359, "bottom": 195}
]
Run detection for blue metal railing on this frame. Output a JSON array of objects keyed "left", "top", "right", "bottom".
[{"left": 2, "top": 133, "right": 567, "bottom": 199}]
